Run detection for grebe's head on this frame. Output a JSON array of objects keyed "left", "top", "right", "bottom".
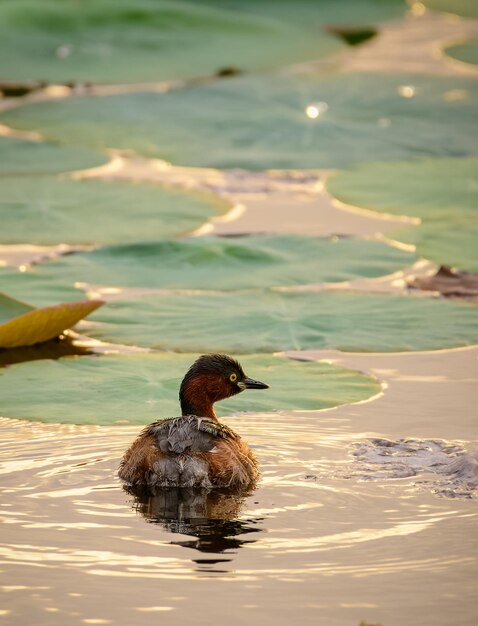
[{"left": 179, "top": 354, "right": 269, "bottom": 418}]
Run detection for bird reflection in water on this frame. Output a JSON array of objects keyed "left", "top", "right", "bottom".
[{"left": 129, "top": 485, "right": 264, "bottom": 563}]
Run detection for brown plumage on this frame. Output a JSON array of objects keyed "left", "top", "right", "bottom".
[{"left": 119, "top": 354, "right": 269, "bottom": 490}]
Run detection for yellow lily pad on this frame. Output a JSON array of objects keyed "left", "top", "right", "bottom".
[{"left": 0, "top": 292, "right": 104, "bottom": 348}]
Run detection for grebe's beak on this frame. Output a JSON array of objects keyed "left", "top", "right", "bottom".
[{"left": 242, "top": 377, "right": 269, "bottom": 390}]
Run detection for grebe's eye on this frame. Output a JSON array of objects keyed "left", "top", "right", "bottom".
[{"left": 229, "top": 373, "right": 237, "bottom": 383}]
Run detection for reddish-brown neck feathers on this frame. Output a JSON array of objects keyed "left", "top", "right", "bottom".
[{"left": 180, "top": 373, "right": 230, "bottom": 419}]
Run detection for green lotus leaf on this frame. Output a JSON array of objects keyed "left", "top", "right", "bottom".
[
  {"left": 0, "top": 269, "right": 84, "bottom": 308},
  {"left": 0, "top": 136, "right": 107, "bottom": 176},
  {"left": 0, "top": 292, "right": 32, "bottom": 324},
  {"left": 85, "top": 290, "right": 478, "bottom": 353},
  {"left": 0, "top": 176, "right": 226, "bottom": 245},
  {"left": 0, "top": 0, "right": 406, "bottom": 84},
  {"left": 391, "top": 213, "right": 478, "bottom": 273},
  {"left": 420, "top": 0, "right": 478, "bottom": 18},
  {"left": 197, "top": 0, "right": 405, "bottom": 31},
  {"left": 23, "top": 236, "right": 416, "bottom": 290},
  {"left": 2, "top": 73, "right": 477, "bottom": 169},
  {"left": 0, "top": 291, "right": 103, "bottom": 348},
  {"left": 327, "top": 158, "right": 478, "bottom": 271},
  {"left": 0, "top": 0, "right": 334, "bottom": 84},
  {"left": 0, "top": 352, "right": 380, "bottom": 425},
  {"left": 444, "top": 39, "right": 478, "bottom": 67}
]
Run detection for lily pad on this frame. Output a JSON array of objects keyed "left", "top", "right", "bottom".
[
  {"left": 2, "top": 73, "right": 477, "bottom": 169},
  {"left": 0, "top": 269, "right": 84, "bottom": 308},
  {"left": 85, "top": 290, "right": 478, "bottom": 353},
  {"left": 0, "top": 0, "right": 339, "bottom": 84},
  {"left": 0, "top": 0, "right": 407, "bottom": 84},
  {"left": 327, "top": 158, "right": 478, "bottom": 271},
  {"left": 444, "top": 39, "right": 478, "bottom": 68},
  {"left": 392, "top": 215, "right": 478, "bottom": 273},
  {"left": 0, "top": 291, "right": 103, "bottom": 348},
  {"left": 198, "top": 0, "right": 405, "bottom": 30},
  {"left": 0, "top": 176, "right": 226, "bottom": 245},
  {"left": 0, "top": 136, "right": 107, "bottom": 176},
  {"left": 26, "top": 236, "right": 416, "bottom": 290},
  {"left": 0, "top": 352, "right": 380, "bottom": 425},
  {"left": 420, "top": 0, "right": 478, "bottom": 18},
  {"left": 0, "top": 292, "right": 32, "bottom": 324}
]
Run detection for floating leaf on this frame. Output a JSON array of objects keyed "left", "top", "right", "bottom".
[
  {"left": 0, "top": 269, "right": 85, "bottom": 308},
  {"left": 0, "top": 353, "right": 380, "bottom": 425},
  {"left": 0, "top": 292, "right": 32, "bottom": 324},
  {"left": 0, "top": 136, "right": 107, "bottom": 176},
  {"left": 0, "top": 176, "right": 226, "bottom": 245},
  {"left": 0, "top": 0, "right": 336, "bottom": 83},
  {"left": 85, "top": 290, "right": 478, "bottom": 353},
  {"left": 2, "top": 73, "right": 477, "bottom": 169},
  {"left": 25, "top": 236, "right": 416, "bottom": 290},
  {"left": 327, "top": 158, "right": 478, "bottom": 271},
  {"left": 392, "top": 215, "right": 478, "bottom": 273},
  {"left": 198, "top": 0, "right": 405, "bottom": 30},
  {"left": 0, "top": 292, "right": 103, "bottom": 348},
  {"left": 444, "top": 39, "right": 478, "bottom": 67},
  {"left": 0, "top": 0, "right": 406, "bottom": 84}
]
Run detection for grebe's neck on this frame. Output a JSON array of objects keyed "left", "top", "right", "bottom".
[
  {"left": 180, "top": 397, "right": 217, "bottom": 420},
  {"left": 179, "top": 374, "right": 223, "bottom": 420}
]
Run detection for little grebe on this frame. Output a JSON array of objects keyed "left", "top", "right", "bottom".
[{"left": 119, "top": 354, "right": 269, "bottom": 490}]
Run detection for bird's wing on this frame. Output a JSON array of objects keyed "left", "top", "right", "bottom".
[{"left": 147, "top": 416, "right": 237, "bottom": 455}]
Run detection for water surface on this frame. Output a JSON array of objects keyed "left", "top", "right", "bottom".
[{"left": 1, "top": 348, "right": 476, "bottom": 626}]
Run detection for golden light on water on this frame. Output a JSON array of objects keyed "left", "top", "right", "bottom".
[
  {"left": 44, "top": 84, "right": 71, "bottom": 98},
  {"left": 136, "top": 607, "right": 174, "bottom": 612},
  {"left": 398, "top": 85, "right": 416, "bottom": 98},
  {"left": 410, "top": 2, "right": 426, "bottom": 17},
  {"left": 305, "top": 102, "right": 328, "bottom": 119},
  {"left": 443, "top": 89, "right": 468, "bottom": 102}
]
